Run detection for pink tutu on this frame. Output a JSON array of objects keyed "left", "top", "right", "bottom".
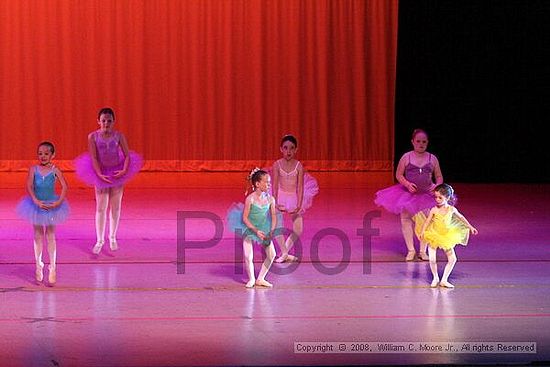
[
  {"left": 374, "top": 184, "right": 435, "bottom": 215},
  {"left": 276, "top": 173, "right": 319, "bottom": 213},
  {"left": 74, "top": 151, "right": 143, "bottom": 188},
  {"left": 265, "top": 166, "right": 319, "bottom": 213}
]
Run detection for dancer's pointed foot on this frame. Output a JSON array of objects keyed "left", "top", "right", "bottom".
[
  {"left": 92, "top": 241, "right": 104, "bottom": 255},
  {"left": 285, "top": 254, "right": 298, "bottom": 262},
  {"left": 255, "top": 279, "right": 273, "bottom": 288},
  {"left": 35, "top": 263, "right": 44, "bottom": 283},
  {"left": 109, "top": 238, "right": 118, "bottom": 251},
  {"left": 275, "top": 254, "right": 288, "bottom": 263},
  {"left": 48, "top": 265, "right": 56, "bottom": 285}
]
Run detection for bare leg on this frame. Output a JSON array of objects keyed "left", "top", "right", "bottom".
[
  {"left": 93, "top": 187, "right": 109, "bottom": 253},
  {"left": 242, "top": 238, "right": 255, "bottom": 288},
  {"left": 46, "top": 225, "right": 57, "bottom": 284},
  {"left": 400, "top": 211, "right": 416, "bottom": 260},
  {"left": 256, "top": 243, "right": 275, "bottom": 287},
  {"left": 428, "top": 246, "right": 439, "bottom": 287},
  {"left": 108, "top": 186, "right": 124, "bottom": 250},
  {"left": 33, "top": 225, "right": 45, "bottom": 282},
  {"left": 440, "top": 248, "right": 457, "bottom": 288}
]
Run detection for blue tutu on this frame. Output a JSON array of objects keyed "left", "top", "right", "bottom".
[
  {"left": 16, "top": 167, "right": 69, "bottom": 226},
  {"left": 17, "top": 196, "right": 70, "bottom": 226}
]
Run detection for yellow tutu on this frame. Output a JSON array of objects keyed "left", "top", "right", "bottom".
[{"left": 413, "top": 207, "right": 470, "bottom": 250}]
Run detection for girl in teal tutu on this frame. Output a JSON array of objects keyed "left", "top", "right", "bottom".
[
  {"left": 227, "top": 168, "right": 277, "bottom": 288},
  {"left": 17, "top": 142, "right": 69, "bottom": 285}
]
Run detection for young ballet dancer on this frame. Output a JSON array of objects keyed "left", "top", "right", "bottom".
[
  {"left": 16, "top": 142, "right": 69, "bottom": 285},
  {"left": 414, "top": 183, "right": 478, "bottom": 288},
  {"left": 374, "top": 129, "right": 443, "bottom": 261},
  {"left": 74, "top": 107, "right": 142, "bottom": 254},
  {"left": 271, "top": 134, "right": 318, "bottom": 263},
  {"left": 227, "top": 168, "right": 277, "bottom": 288}
]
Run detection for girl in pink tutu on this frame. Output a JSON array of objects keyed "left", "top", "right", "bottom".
[
  {"left": 374, "top": 129, "right": 443, "bottom": 261},
  {"left": 271, "top": 135, "right": 319, "bottom": 263},
  {"left": 17, "top": 142, "right": 69, "bottom": 285},
  {"left": 74, "top": 107, "right": 143, "bottom": 254}
]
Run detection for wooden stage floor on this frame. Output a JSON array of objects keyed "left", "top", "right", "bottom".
[{"left": 1, "top": 173, "right": 549, "bottom": 366}]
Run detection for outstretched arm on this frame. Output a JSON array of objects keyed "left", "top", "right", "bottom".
[{"left": 453, "top": 207, "right": 478, "bottom": 234}]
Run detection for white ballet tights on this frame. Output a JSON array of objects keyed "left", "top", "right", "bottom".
[
  {"left": 95, "top": 186, "right": 124, "bottom": 243},
  {"left": 243, "top": 238, "right": 275, "bottom": 286},
  {"left": 33, "top": 225, "right": 56, "bottom": 269},
  {"left": 428, "top": 246, "right": 457, "bottom": 283}
]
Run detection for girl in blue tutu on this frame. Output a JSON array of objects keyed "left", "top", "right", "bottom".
[
  {"left": 74, "top": 107, "right": 142, "bottom": 254},
  {"left": 374, "top": 129, "right": 443, "bottom": 261},
  {"left": 227, "top": 168, "right": 277, "bottom": 288},
  {"left": 17, "top": 142, "right": 69, "bottom": 285}
]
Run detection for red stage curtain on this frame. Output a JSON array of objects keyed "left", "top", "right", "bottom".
[{"left": 0, "top": 0, "right": 397, "bottom": 172}]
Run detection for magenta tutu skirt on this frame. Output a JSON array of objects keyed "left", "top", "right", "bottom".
[
  {"left": 374, "top": 184, "right": 435, "bottom": 215},
  {"left": 74, "top": 151, "right": 143, "bottom": 188},
  {"left": 16, "top": 197, "right": 70, "bottom": 226}
]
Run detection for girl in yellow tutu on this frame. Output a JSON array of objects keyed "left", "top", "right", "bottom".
[{"left": 415, "top": 184, "right": 478, "bottom": 288}]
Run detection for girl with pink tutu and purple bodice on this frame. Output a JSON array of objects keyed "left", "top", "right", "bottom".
[
  {"left": 17, "top": 142, "right": 69, "bottom": 285},
  {"left": 271, "top": 134, "right": 319, "bottom": 263},
  {"left": 74, "top": 107, "right": 142, "bottom": 254},
  {"left": 374, "top": 129, "right": 443, "bottom": 261}
]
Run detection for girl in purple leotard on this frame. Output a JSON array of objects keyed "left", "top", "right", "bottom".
[
  {"left": 74, "top": 107, "right": 142, "bottom": 254},
  {"left": 374, "top": 129, "right": 443, "bottom": 261}
]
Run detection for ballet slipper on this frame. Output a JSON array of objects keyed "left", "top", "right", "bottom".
[
  {"left": 48, "top": 265, "right": 56, "bottom": 285},
  {"left": 275, "top": 254, "right": 288, "bottom": 263},
  {"left": 418, "top": 252, "right": 430, "bottom": 261},
  {"left": 35, "top": 263, "right": 44, "bottom": 283},
  {"left": 92, "top": 241, "right": 104, "bottom": 255},
  {"left": 285, "top": 254, "right": 298, "bottom": 262},
  {"left": 109, "top": 238, "right": 119, "bottom": 251},
  {"left": 405, "top": 251, "right": 416, "bottom": 261},
  {"left": 430, "top": 278, "right": 440, "bottom": 288},
  {"left": 245, "top": 279, "right": 255, "bottom": 288},
  {"left": 255, "top": 279, "right": 273, "bottom": 288},
  {"left": 439, "top": 280, "right": 455, "bottom": 288}
]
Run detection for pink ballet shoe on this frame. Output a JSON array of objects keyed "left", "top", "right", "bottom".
[
  {"left": 245, "top": 279, "right": 256, "bottom": 288},
  {"left": 255, "top": 279, "right": 273, "bottom": 288},
  {"left": 430, "top": 278, "right": 440, "bottom": 288},
  {"left": 109, "top": 238, "right": 119, "bottom": 251},
  {"left": 35, "top": 263, "right": 44, "bottom": 283},
  {"left": 418, "top": 252, "right": 430, "bottom": 261},
  {"left": 48, "top": 265, "right": 56, "bottom": 285},
  {"left": 405, "top": 251, "right": 416, "bottom": 261},
  {"left": 92, "top": 241, "right": 104, "bottom": 255},
  {"left": 439, "top": 281, "right": 455, "bottom": 288},
  {"left": 275, "top": 254, "right": 288, "bottom": 263}
]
